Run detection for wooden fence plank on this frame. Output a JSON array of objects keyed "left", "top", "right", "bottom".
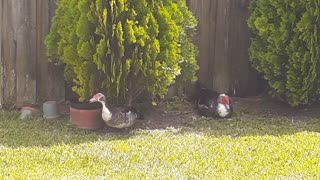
[
  {"left": 229, "top": 0, "right": 251, "bottom": 96},
  {"left": 0, "top": 0, "right": 261, "bottom": 106},
  {"left": 188, "top": 0, "right": 219, "bottom": 88},
  {"left": 15, "top": 0, "right": 37, "bottom": 105},
  {"left": 46, "top": 0, "right": 65, "bottom": 101},
  {"left": 212, "top": 0, "right": 231, "bottom": 93},
  {"left": 0, "top": 0, "right": 3, "bottom": 107},
  {"left": 36, "top": 0, "right": 65, "bottom": 102},
  {"left": 228, "top": 0, "right": 262, "bottom": 96},
  {"left": 0, "top": 0, "right": 65, "bottom": 106},
  {"left": 36, "top": 0, "right": 49, "bottom": 102},
  {"left": 2, "top": 0, "right": 17, "bottom": 104},
  {"left": 188, "top": 0, "right": 261, "bottom": 96}
]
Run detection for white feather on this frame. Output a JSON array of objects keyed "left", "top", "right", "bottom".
[{"left": 217, "top": 103, "right": 230, "bottom": 118}]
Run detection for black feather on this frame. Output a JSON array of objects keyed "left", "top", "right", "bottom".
[{"left": 194, "top": 81, "right": 232, "bottom": 118}]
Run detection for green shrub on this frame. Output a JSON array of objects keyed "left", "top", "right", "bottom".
[
  {"left": 45, "top": 0, "right": 198, "bottom": 104},
  {"left": 248, "top": 0, "right": 320, "bottom": 107}
]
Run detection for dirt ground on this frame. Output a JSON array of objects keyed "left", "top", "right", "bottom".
[
  {"left": 133, "top": 96, "right": 320, "bottom": 130},
  {"left": 59, "top": 96, "right": 320, "bottom": 131},
  {"left": 16, "top": 96, "right": 320, "bottom": 131}
]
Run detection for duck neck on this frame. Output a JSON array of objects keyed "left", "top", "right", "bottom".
[{"left": 100, "top": 101, "right": 112, "bottom": 120}]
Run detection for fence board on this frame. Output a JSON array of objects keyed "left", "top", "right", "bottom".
[
  {"left": 212, "top": 0, "right": 231, "bottom": 93},
  {"left": 0, "top": 0, "right": 3, "bottom": 107},
  {"left": 36, "top": 0, "right": 65, "bottom": 102},
  {"left": 228, "top": 0, "right": 261, "bottom": 96},
  {"left": 15, "top": 0, "right": 37, "bottom": 105},
  {"left": 188, "top": 0, "right": 261, "bottom": 96},
  {"left": 0, "top": 0, "right": 262, "bottom": 106},
  {"left": 36, "top": 0, "right": 48, "bottom": 102},
  {"left": 0, "top": 0, "right": 65, "bottom": 106},
  {"left": 2, "top": 0, "right": 17, "bottom": 104}
]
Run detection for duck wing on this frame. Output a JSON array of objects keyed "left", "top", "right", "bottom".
[
  {"left": 196, "top": 88, "right": 219, "bottom": 117},
  {"left": 198, "top": 88, "right": 219, "bottom": 103},
  {"left": 197, "top": 98, "right": 218, "bottom": 117},
  {"left": 106, "top": 106, "right": 138, "bottom": 129}
]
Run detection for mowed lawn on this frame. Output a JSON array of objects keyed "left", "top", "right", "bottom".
[{"left": 0, "top": 110, "right": 319, "bottom": 179}]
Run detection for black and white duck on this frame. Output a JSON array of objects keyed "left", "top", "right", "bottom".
[
  {"left": 89, "top": 93, "right": 140, "bottom": 128},
  {"left": 196, "top": 86, "right": 233, "bottom": 118}
]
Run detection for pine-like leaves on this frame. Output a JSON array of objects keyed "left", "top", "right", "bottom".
[
  {"left": 248, "top": 0, "right": 320, "bottom": 106},
  {"left": 45, "top": 0, "right": 198, "bottom": 104}
]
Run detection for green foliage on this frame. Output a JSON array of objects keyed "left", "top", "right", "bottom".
[
  {"left": 45, "top": 0, "right": 198, "bottom": 104},
  {"left": 248, "top": 0, "right": 320, "bottom": 106}
]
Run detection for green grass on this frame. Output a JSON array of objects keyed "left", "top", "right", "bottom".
[{"left": 0, "top": 110, "right": 319, "bottom": 179}]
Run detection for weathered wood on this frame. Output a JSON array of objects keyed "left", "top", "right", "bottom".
[
  {"left": 0, "top": 0, "right": 3, "bottom": 107},
  {"left": 36, "top": 0, "right": 48, "bottom": 102},
  {"left": 0, "top": 0, "right": 261, "bottom": 106},
  {"left": 188, "top": 0, "right": 218, "bottom": 88},
  {"left": 47, "top": 0, "right": 65, "bottom": 102},
  {"left": 188, "top": 0, "right": 260, "bottom": 96},
  {"left": 36, "top": 0, "right": 65, "bottom": 102},
  {"left": 15, "top": 0, "right": 37, "bottom": 105},
  {"left": 212, "top": 0, "right": 231, "bottom": 93},
  {"left": 228, "top": 0, "right": 260, "bottom": 96},
  {"left": 2, "top": 0, "right": 17, "bottom": 104},
  {"left": 0, "top": 0, "right": 65, "bottom": 106}
]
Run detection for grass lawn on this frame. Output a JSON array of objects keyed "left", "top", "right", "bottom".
[{"left": 0, "top": 110, "right": 319, "bottom": 179}]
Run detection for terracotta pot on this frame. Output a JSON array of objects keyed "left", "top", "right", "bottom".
[{"left": 69, "top": 101, "right": 104, "bottom": 130}]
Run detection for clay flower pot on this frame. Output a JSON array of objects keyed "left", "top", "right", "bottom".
[{"left": 69, "top": 100, "right": 104, "bottom": 130}]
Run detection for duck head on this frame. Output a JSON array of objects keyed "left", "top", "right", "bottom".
[
  {"left": 216, "top": 94, "right": 232, "bottom": 118},
  {"left": 89, "top": 93, "right": 106, "bottom": 103}
]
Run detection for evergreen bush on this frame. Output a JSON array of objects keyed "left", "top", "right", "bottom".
[
  {"left": 45, "top": 0, "right": 198, "bottom": 105},
  {"left": 248, "top": 0, "right": 320, "bottom": 107}
]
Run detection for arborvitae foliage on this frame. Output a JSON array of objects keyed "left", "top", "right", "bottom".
[
  {"left": 248, "top": 0, "right": 320, "bottom": 107},
  {"left": 46, "top": 0, "right": 198, "bottom": 104}
]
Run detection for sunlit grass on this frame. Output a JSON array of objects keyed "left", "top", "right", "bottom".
[{"left": 0, "top": 110, "right": 319, "bottom": 179}]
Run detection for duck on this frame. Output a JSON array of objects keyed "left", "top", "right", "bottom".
[
  {"left": 196, "top": 86, "right": 233, "bottom": 118},
  {"left": 89, "top": 93, "right": 140, "bottom": 129}
]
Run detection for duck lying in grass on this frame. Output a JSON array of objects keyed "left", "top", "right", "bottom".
[
  {"left": 195, "top": 85, "right": 233, "bottom": 118},
  {"left": 90, "top": 93, "right": 141, "bottom": 129}
]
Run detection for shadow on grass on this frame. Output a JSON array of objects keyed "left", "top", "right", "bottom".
[
  {"left": 0, "top": 111, "right": 136, "bottom": 148},
  {"left": 134, "top": 97, "right": 320, "bottom": 138},
  {"left": 0, "top": 108, "right": 319, "bottom": 148},
  {"left": 173, "top": 112, "right": 320, "bottom": 138}
]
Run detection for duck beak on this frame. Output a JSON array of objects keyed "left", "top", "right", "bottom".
[{"left": 89, "top": 98, "right": 97, "bottom": 103}]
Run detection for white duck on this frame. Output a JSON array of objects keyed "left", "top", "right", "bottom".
[{"left": 89, "top": 93, "right": 140, "bottom": 129}]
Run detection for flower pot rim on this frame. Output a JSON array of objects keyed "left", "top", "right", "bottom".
[{"left": 70, "top": 100, "right": 102, "bottom": 110}]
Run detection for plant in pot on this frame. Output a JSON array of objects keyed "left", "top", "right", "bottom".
[
  {"left": 45, "top": 0, "right": 198, "bottom": 129},
  {"left": 45, "top": 0, "right": 105, "bottom": 129}
]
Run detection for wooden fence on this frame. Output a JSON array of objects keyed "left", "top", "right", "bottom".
[
  {"left": 0, "top": 0, "right": 65, "bottom": 106},
  {"left": 188, "top": 0, "right": 262, "bottom": 96},
  {"left": 0, "top": 0, "right": 262, "bottom": 106}
]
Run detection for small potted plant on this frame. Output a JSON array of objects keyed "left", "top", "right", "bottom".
[
  {"left": 68, "top": 101, "right": 104, "bottom": 130},
  {"left": 45, "top": 0, "right": 105, "bottom": 129}
]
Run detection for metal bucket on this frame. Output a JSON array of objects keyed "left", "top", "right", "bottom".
[{"left": 43, "top": 101, "right": 60, "bottom": 119}]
